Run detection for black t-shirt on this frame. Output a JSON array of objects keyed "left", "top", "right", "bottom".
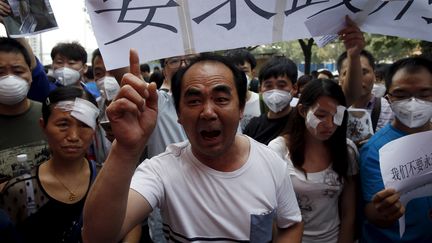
[{"left": 243, "top": 112, "right": 291, "bottom": 145}]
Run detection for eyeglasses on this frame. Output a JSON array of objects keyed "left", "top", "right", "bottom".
[
  {"left": 388, "top": 90, "right": 432, "bottom": 101},
  {"left": 165, "top": 56, "right": 196, "bottom": 69}
]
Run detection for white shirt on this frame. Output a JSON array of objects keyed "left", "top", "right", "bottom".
[{"left": 131, "top": 136, "right": 301, "bottom": 242}]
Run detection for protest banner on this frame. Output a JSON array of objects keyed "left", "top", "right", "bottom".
[
  {"left": 379, "top": 130, "right": 432, "bottom": 237},
  {"left": 85, "top": 0, "right": 432, "bottom": 70}
]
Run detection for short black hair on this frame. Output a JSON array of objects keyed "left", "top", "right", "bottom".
[
  {"left": 336, "top": 49, "right": 375, "bottom": 73},
  {"left": 259, "top": 56, "right": 298, "bottom": 85},
  {"left": 385, "top": 56, "right": 432, "bottom": 90},
  {"left": 0, "top": 37, "right": 31, "bottom": 68},
  {"left": 171, "top": 53, "right": 247, "bottom": 112},
  {"left": 42, "top": 86, "right": 97, "bottom": 126},
  {"left": 225, "top": 48, "right": 257, "bottom": 69},
  {"left": 51, "top": 42, "right": 87, "bottom": 64},
  {"left": 297, "top": 74, "right": 313, "bottom": 89},
  {"left": 91, "top": 48, "right": 102, "bottom": 67},
  {"left": 140, "top": 63, "right": 150, "bottom": 73}
]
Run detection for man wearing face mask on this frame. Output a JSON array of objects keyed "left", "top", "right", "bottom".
[
  {"left": 360, "top": 56, "right": 432, "bottom": 242},
  {"left": 0, "top": 37, "right": 49, "bottom": 184},
  {"left": 243, "top": 56, "right": 298, "bottom": 145},
  {"left": 371, "top": 64, "right": 390, "bottom": 98},
  {"left": 50, "top": 42, "right": 100, "bottom": 99}
]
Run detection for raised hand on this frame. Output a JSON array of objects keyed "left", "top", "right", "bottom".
[
  {"left": 106, "top": 49, "right": 158, "bottom": 155},
  {"left": 0, "top": 0, "right": 11, "bottom": 23},
  {"left": 339, "top": 15, "right": 365, "bottom": 57}
]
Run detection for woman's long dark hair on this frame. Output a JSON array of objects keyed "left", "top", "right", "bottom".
[{"left": 286, "top": 79, "right": 349, "bottom": 180}]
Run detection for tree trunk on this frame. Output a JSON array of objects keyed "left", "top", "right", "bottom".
[{"left": 298, "top": 38, "right": 314, "bottom": 75}]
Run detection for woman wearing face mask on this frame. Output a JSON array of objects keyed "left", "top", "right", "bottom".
[
  {"left": 1, "top": 86, "right": 100, "bottom": 243},
  {"left": 268, "top": 79, "right": 358, "bottom": 243}
]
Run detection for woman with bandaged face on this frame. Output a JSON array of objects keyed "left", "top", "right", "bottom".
[
  {"left": 268, "top": 79, "right": 358, "bottom": 243},
  {"left": 1, "top": 86, "right": 100, "bottom": 242}
]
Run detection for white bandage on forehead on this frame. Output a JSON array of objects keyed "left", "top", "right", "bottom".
[
  {"left": 55, "top": 98, "right": 100, "bottom": 130},
  {"left": 333, "top": 105, "right": 346, "bottom": 126}
]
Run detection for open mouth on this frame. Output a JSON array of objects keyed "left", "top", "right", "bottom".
[{"left": 200, "top": 130, "right": 221, "bottom": 140}]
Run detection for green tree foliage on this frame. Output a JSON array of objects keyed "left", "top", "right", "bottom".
[
  {"left": 365, "top": 34, "right": 419, "bottom": 62},
  {"left": 420, "top": 41, "right": 432, "bottom": 59},
  {"left": 252, "top": 34, "right": 422, "bottom": 72}
]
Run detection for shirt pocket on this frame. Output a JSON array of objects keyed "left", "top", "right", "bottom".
[{"left": 250, "top": 209, "right": 275, "bottom": 243}]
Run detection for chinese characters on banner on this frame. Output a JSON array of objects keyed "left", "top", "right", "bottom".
[
  {"left": 85, "top": 0, "right": 432, "bottom": 70},
  {"left": 379, "top": 130, "right": 432, "bottom": 237}
]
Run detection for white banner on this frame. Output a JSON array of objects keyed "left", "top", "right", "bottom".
[{"left": 85, "top": 0, "right": 432, "bottom": 70}]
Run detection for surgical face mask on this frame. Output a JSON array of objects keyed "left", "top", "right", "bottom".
[
  {"left": 0, "top": 75, "right": 30, "bottom": 105},
  {"left": 53, "top": 67, "right": 81, "bottom": 86},
  {"left": 372, "top": 83, "right": 386, "bottom": 98},
  {"left": 390, "top": 97, "right": 432, "bottom": 128},
  {"left": 96, "top": 76, "right": 120, "bottom": 101},
  {"left": 262, "top": 90, "right": 293, "bottom": 113}
]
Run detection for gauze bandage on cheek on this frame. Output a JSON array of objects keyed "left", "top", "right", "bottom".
[
  {"left": 55, "top": 98, "right": 100, "bottom": 130},
  {"left": 306, "top": 109, "right": 321, "bottom": 129},
  {"left": 333, "top": 105, "right": 346, "bottom": 126}
]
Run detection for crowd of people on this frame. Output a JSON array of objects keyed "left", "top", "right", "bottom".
[{"left": 0, "top": 4, "right": 431, "bottom": 243}]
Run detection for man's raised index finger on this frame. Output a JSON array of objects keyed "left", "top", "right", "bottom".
[{"left": 129, "top": 49, "right": 142, "bottom": 78}]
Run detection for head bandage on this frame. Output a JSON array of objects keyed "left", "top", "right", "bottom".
[{"left": 55, "top": 98, "right": 100, "bottom": 130}]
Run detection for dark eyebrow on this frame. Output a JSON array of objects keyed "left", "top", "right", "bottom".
[
  {"left": 184, "top": 87, "right": 202, "bottom": 97},
  {"left": 212, "top": 84, "right": 232, "bottom": 95}
]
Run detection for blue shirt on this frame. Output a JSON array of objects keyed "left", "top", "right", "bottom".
[
  {"left": 360, "top": 124, "right": 432, "bottom": 242},
  {"left": 27, "top": 58, "right": 56, "bottom": 102}
]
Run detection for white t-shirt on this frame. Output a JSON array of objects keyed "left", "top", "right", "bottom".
[
  {"left": 240, "top": 92, "right": 261, "bottom": 132},
  {"left": 131, "top": 136, "right": 301, "bottom": 242},
  {"left": 268, "top": 136, "right": 358, "bottom": 243}
]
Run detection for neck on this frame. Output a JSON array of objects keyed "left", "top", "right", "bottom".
[
  {"left": 267, "top": 105, "right": 292, "bottom": 119},
  {"left": 352, "top": 93, "right": 373, "bottom": 108},
  {"left": 160, "top": 79, "right": 171, "bottom": 92},
  {"left": 392, "top": 120, "right": 432, "bottom": 135},
  {"left": 303, "top": 132, "right": 331, "bottom": 171},
  {"left": 0, "top": 99, "right": 30, "bottom": 116},
  {"left": 48, "top": 156, "right": 87, "bottom": 175},
  {"left": 192, "top": 135, "right": 249, "bottom": 172}
]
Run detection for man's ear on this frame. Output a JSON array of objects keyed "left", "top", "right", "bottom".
[
  {"left": 291, "top": 84, "right": 299, "bottom": 97},
  {"left": 39, "top": 118, "right": 45, "bottom": 130},
  {"left": 82, "top": 64, "right": 88, "bottom": 75}
]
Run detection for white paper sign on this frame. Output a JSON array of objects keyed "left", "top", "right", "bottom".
[
  {"left": 379, "top": 130, "right": 432, "bottom": 237},
  {"left": 85, "top": 0, "right": 432, "bottom": 70}
]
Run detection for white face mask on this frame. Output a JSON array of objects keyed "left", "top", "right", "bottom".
[
  {"left": 372, "top": 83, "right": 386, "bottom": 98},
  {"left": 97, "top": 76, "right": 120, "bottom": 101},
  {"left": 262, "top": 90, "right": 292, "bottom": 113},
  {"left": 54, "top": 67, "right": 81, "bottom": 86},
  {"left": 0, "top": 75, "right": 30, "bottom": 105},
  {"left": 390, "top": 97, "right": 432, "bottom": 128}
]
